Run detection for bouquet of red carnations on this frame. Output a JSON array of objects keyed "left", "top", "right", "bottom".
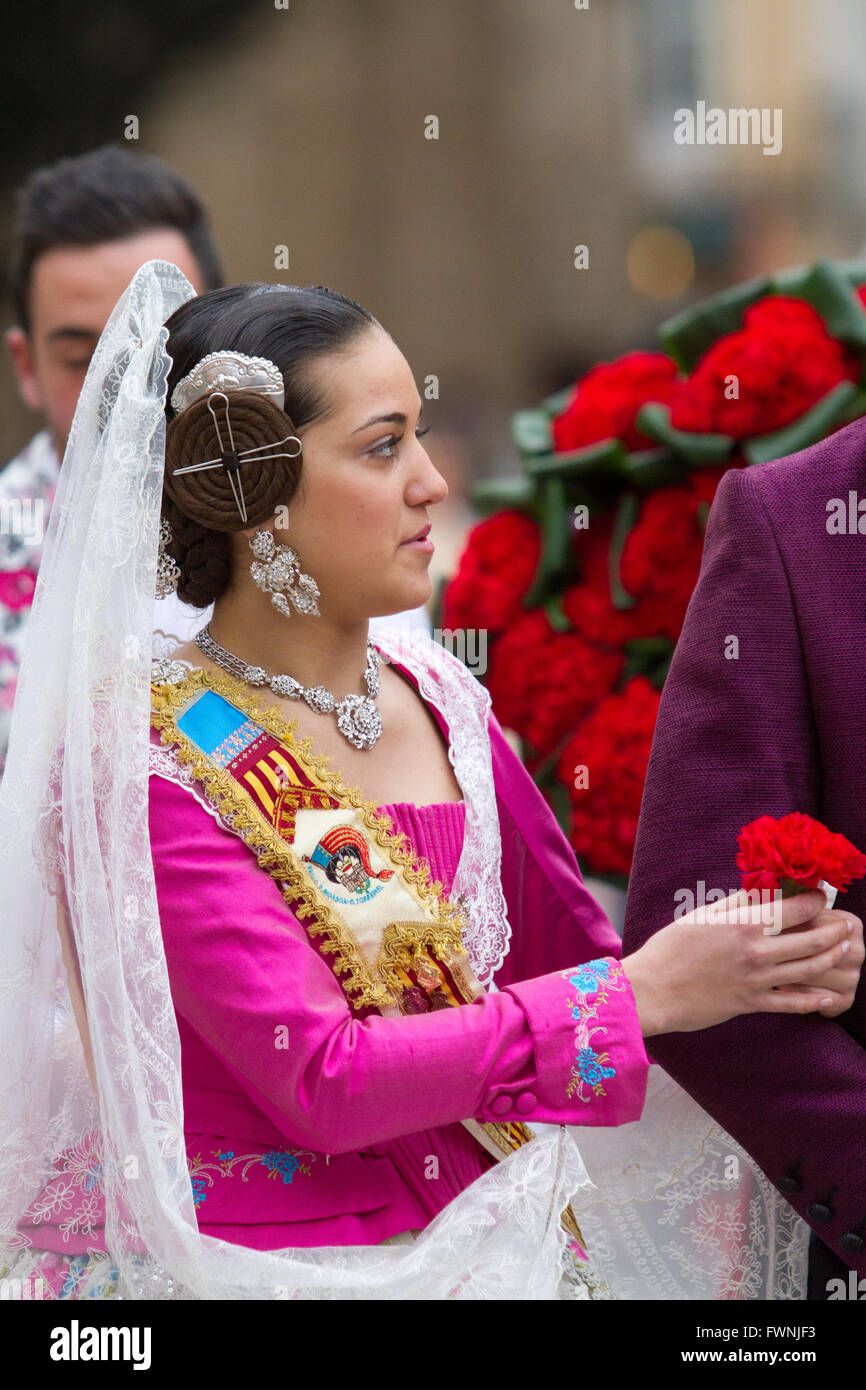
[{"left": 440, "top": 259, "right": 866, "bottom": 883}]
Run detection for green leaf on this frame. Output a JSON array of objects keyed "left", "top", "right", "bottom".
[
  {"left": 524, "top": 475, "right": 573, "bottom": 606},
  {"left": 530, "top": 730, "right": 573, "bottom": 785},
  {"left": 608, "top": 492, "right": 639, "bottom": 611},
  {"left": 526, "top": 437, "right": 628, "bottom": 479},
  {"left": 618, "top": 448, "right": 687, "bottom": 491},
  {"left": 469, "top": 476, "right": 537, "bottom": 514},
  {"left": 836, "top": 258, "right": 866, "bottom": 286},
  {"left": 430, "top": 572, "right": 448, "bottom": 631},
  {"left": 542, "top": 774, "right": 574, "bottom": 839},
  {"left": 770, "top": 259, "right": 866, "bottom": 349},
  {"left": 658, "top": 274, "right": 771, "bottom": 372},
  {"left": 511, "top": 408, "right": 554, "bottom": 456},
  {"left": 744, "top": 380, "right": 862, "bottom": 466},
  {"left": 635, "top": 402, "right": 735, "bottom": 465},
  {"left": 541, "top": 384, "right": 576, "bottom": 416},
  {"left": 622, "top": 636, "right": 676, "bottom": 687},
  {"left": 544, "top": 592, "right": 573, "bottom": 633}
]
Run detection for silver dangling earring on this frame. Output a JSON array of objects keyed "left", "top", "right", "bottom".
[
  {"left": 248, "top": 527, "right": 321, "bottom": 619},
  {"left": 155, "top": 518, "right": 180, "bottom": 598}
]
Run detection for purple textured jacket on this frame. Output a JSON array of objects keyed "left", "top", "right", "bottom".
[{"left": 622, "top": 415, "right": 866, "bottom": 1275}]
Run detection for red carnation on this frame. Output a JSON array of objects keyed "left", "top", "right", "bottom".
[
  {"left": 552, "top": 351, "right": 679, "bottom": 453},
  {"left": 569, "top": 491, "right": 707, "bottom": 645},
  {"left": 440, "top": 510, "right": 541, "bottom": 636},
  {"left": 561, "top": 579, "right": 642, "bottom": 647},
  {"left": 617, "top": 486, "right": 706, "bottom": 642},
  {"left": 485, "top": 608, "right": 622, "bottom": 759},
  {"left": 670, "top": 296, "right": 860, "bottom": 439},
  {"left": 737, "top": 812, "right": 866, "bottom": 896},
  {"left": 555, "top": 676, "right": 661, "bottom": 877}
]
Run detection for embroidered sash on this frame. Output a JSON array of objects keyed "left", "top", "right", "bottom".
[{"left": 150, "top": 664, "right": 584, "bottom": 1248}]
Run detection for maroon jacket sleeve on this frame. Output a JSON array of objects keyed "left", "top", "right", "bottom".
[{"left": 622, "top": 463, "right": 866, "bottom": 1273}]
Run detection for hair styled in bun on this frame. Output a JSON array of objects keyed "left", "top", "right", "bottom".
[{"left": 161, "top": 283, "right": 378, "bottom": 608}]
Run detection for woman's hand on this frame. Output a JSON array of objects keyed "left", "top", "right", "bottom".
[{"left": 621, "top": 888, "right": 862, "bottom": 1036}]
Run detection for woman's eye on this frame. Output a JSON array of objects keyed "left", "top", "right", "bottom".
[{"left": 369, "top": 426, "right": 431, "bottom": 459}]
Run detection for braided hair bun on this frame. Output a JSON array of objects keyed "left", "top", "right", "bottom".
[
  {"left": 164, "top": 390, "right": 302, "bottom": 532},
  {"left": 160, "top": 391, "right": 303, "bottom": 608}
]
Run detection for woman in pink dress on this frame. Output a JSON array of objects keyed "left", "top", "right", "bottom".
[{"left": 0, "top": 262, "right": 858, "bottom": 1301}]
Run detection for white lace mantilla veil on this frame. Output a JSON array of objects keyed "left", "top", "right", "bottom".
[{"left": 0, "top": 259, "right": 808, "bottom": 1301}]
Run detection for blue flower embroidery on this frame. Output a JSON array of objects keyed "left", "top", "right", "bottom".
[
  {"left": 59, "top": 1254, "right": 91, "bottom": 1298},
  {"left": 569, "top": 970, "right": 600, "bottom": 994},
  {"left": 261, "top": 1149, "right": 301, "bottom": 1184},
  {"left": 569, "top": 958, "right": 612, "bottom": 995},
  {"left": 187, "top": 1145, "right": 315, "bottom": 1208},
  {"left": 83, "top": 1161, "right": 103, "bottom": 1193},
  {"left": 563, "top": 958, "right": 626, "bottom": 1103},
  {"left": 576, "top": 1046, "right": 616, "bottom": 1087}
]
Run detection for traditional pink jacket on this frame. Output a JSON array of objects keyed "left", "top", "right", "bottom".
[{"left": 20, "top": 640, "right": 650, "bottom": 1254}]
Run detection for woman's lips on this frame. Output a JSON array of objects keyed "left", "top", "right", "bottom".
[{"left": 400, "top": 523, "right": 433, "bottom": 551}]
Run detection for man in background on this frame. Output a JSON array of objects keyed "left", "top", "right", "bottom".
[{"left": 0, "top": 145, "right": 224, "bottom": 776}]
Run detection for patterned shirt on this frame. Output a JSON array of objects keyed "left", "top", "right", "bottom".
[
  {"left": 0, "top": 432, "right": 214, "bottom": 780},
  {"left": 0, "top": 431, "right": 59, "bottom": 779}
]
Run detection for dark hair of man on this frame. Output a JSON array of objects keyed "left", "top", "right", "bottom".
[{"left": 8, "top": 145, "right": 225, "bottom": 332}]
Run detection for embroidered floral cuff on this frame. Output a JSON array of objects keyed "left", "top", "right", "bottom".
[{"left": 480, "top": 956, "right": 650, "bottom": 1127}]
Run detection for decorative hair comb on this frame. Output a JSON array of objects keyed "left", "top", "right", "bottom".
[{"left": 170, "top": 350, "right": 285, "bottom": 414}]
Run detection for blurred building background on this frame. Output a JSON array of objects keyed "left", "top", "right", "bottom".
[{"left": 3, "top": 0, "right": 866, "bottom": 587}]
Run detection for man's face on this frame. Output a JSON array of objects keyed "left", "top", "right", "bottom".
[{"left": 6, "top": 227, "right": 207, "bottom": 457}]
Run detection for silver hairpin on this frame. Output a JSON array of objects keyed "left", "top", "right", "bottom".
[{"left": 171, "top": 390, "right": 302, "bottom": 524}]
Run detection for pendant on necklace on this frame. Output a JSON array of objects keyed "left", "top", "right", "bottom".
[{"left": 336, "top": 693, "right": 383, "bottom": 751}]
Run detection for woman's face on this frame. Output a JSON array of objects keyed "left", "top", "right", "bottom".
[{"left": 250, "top": 325, "right": 448, "bottom": 621}]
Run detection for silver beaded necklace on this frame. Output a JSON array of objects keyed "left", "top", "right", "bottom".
[{"left": 194, "top": 623, "right": 384, "bottom": 751}]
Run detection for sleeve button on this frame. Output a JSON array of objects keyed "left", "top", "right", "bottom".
[
  {"left": 807, "top": 1202, "right": 833, "bottom": 1223},
  {"left": 515, "top": 1091, "right": 537, "bottom": 1114},
  {"left": 776, "top": 1175, "right": 803, "bottom": 1195},
  {"left": 489, "top": 1094, "right": 513, "bottom": 1116},
  {"left": 841, "top": 1232, "right": 865, "bottom": 1255}
]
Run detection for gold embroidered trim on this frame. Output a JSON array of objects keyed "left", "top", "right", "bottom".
[{"left": 150, "top": 665, "right": 473, "bottom": 1011}]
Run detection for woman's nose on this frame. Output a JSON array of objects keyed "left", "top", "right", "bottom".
[{"left": 407, "top": 446, "right": 449, "bottom": 505}]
